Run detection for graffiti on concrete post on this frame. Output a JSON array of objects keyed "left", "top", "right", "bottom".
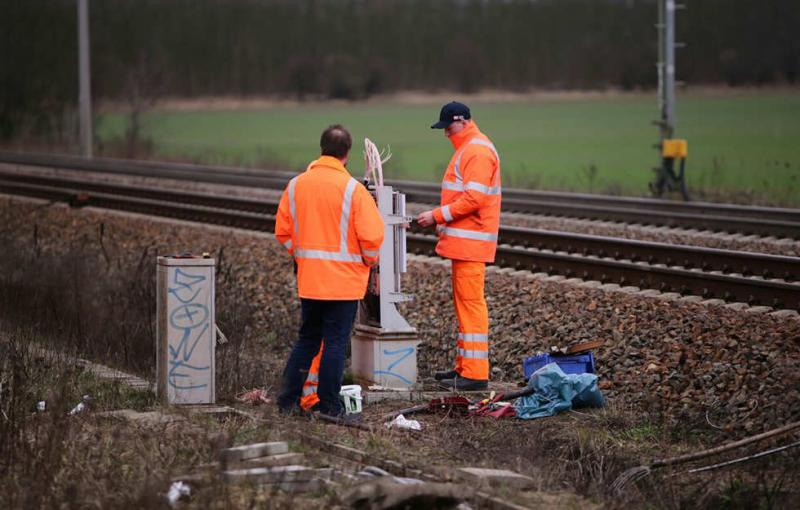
[
  {"left": 374, "top": 346, "right": 415, "bottom": 386},
  {"left": 167, "top": 268, "right": 211, "bottom": 390}
]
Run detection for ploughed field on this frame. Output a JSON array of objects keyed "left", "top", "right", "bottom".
[{"left": 96, "top": 90, "right": 800, "bottom": 206}]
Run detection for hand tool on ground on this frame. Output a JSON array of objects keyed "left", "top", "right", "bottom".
[
  {"left": 381, "top": 395, "right": 471, "bottom": 422},
  {"left": 469, "top": 385, "right": 540, "bottom": 416},
  {"left": 566, "top": 339, "right": 604, "bottom": 354}
]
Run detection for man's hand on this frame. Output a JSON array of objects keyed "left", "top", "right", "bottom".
[{"left": 416, "top": 210, "right": 436, "bottom": 227}]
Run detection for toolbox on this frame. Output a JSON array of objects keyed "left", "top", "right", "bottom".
[{"left": 523, "top": 352, "right": 596, "bottom": 378}]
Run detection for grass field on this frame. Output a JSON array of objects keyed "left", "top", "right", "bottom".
[{"left": 96, "top": 90, "right": 800, "bottom": 205}]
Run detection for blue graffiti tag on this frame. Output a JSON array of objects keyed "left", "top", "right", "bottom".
[
  {"left": 374, "top": 346, "right": 415, "bottom": 385},
  {"left": 168, "top": 268, "right": 206, "bottom": 304},
  {"left": 167, "top": 268, "right": 211, "bottom": 390}
]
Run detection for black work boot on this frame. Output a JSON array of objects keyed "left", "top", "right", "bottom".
[
  {"left": 438, "top": 375, "right": 488, "bottom": 391},
  {"left": 434, "top": 369, "right": 458, "bottom": 381}
]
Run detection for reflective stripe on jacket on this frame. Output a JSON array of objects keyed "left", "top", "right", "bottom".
[
  {"left": 275, "top": 156, "right": 384, "bottom": 299},
  {"left": 432, "top": 121, "right": 501, "bottom": 263}
]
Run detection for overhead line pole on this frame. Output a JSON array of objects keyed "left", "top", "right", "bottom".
[
  {"left": 78, "top": 0, "right": 93, "bottom": 158},
  {"left": 663, "top": 0, "right": 676, "bottom": 138},
  {"left": 651, "top": 0, "right": 688, "bottom": 200}
]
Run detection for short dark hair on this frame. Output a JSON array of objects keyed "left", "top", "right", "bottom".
[{"left": 320, "top": 124, "right": 352, "bottom": 159}]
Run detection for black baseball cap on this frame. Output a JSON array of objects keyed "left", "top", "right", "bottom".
[{"left": 431, "top": 101, "right": 471, "bottom": 129}]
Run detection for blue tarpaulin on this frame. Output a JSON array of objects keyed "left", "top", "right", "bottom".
[{"left": 514, "top": 362, "right": 604, "bottom": 420}]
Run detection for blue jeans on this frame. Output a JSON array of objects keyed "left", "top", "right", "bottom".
[{"left": 277, "top": 298, "right": 358, "bottom": 415}]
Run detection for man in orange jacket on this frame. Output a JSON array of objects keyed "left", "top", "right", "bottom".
[
  {"left": 275, "top": 124, "right": 384, "bottom": 419},
  {"left": 417, "top": 102, "right": 501, "bottom": 391}
]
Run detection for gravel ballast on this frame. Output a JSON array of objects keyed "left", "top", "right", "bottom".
[{"left": 1, "top": 194, "right": 798, "bottom": 435}]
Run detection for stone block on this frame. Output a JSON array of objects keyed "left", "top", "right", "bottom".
[
  {"left": 456, "top": 467, "right": 534, "bottom": 489},
  {"left": 223, "top": 465, "right": 315, "bottom": 484},
  {"left": 221, "top": 442, "right": 289, "bottom": 464},
  {"left": 242, "top": 453, "right": 305, "bottom": 469},
  {"left": 700, "top": 299, "right": 726, "bottom": 306}
]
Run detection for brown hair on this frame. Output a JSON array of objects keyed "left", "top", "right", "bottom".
[{"left": 320, "top": 124, "right": 352, "bottom": 159}]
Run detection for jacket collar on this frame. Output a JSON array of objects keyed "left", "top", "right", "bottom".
[
  {"left": 448, "top": 120, "right": 482, "bottom": 151},
  {"left": 308, "top": 155, "right": 349, "bottom": 174}
]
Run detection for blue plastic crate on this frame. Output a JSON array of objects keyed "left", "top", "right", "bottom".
[{"left": 523, "top": 352, "right": 595, "bottom": 378}]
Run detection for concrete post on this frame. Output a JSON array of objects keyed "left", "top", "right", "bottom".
[{"left": 156, "top": 255, "right": 216, "bottom": 404}]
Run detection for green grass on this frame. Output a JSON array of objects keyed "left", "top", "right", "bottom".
[{"left": 96, "top": 91, "right": 800, "bottom": 205}]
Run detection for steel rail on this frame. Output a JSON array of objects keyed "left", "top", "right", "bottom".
[
  {"left": 1, "top": 150, "right": 799, "bottom": 238},
  {"left": 1, "top": 178, "right": 798, "bottom": 309},
  {"left": 1, "top": 171, "right": 797, "bottom": 282}
]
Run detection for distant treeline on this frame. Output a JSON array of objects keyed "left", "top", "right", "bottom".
[{"left": 2, "top": 0, "right": 799, "bottom": 139}]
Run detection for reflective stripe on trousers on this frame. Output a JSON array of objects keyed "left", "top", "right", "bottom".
[{"left": 288, "top": 177, "right": 369, "bottom": 263}]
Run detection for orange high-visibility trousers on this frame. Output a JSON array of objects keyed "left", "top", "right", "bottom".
[
  {"left": 452, "top": 260, "right": 489, "bottom": 380},
  {"left": 299, "top": 343, "right": 323, "bottom": 411}
]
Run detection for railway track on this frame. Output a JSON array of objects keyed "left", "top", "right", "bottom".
[
  {"left": 1, "top": 172, "right": 798, "bottom": 310},
  {"left": 2, "top": 150, "right": 799, "bottom": 238}
]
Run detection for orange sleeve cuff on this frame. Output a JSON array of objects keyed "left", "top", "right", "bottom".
[{"left": 432, "top": 208, "right": 445, "bottom": 224}]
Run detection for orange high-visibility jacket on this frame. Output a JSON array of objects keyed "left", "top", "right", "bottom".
[
  {"left": 275, "top": 156, "right": 384, "bottom": 299},
  {"left": 431, "top": 121, "right": 501, "bottom": 263}
]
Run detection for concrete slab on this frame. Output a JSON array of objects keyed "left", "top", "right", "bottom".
[
  {"left": 456, "top": 467, "right": 535, "bottom": 489},
  {"left": 223, "top": 465, "right": 332, "bottom": 486},
  {"left": 242, "top": 453, "right": 305, "bottom": 469},
  {"left": 221, "top": 442, "right": 289, "bottom": 463}
]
